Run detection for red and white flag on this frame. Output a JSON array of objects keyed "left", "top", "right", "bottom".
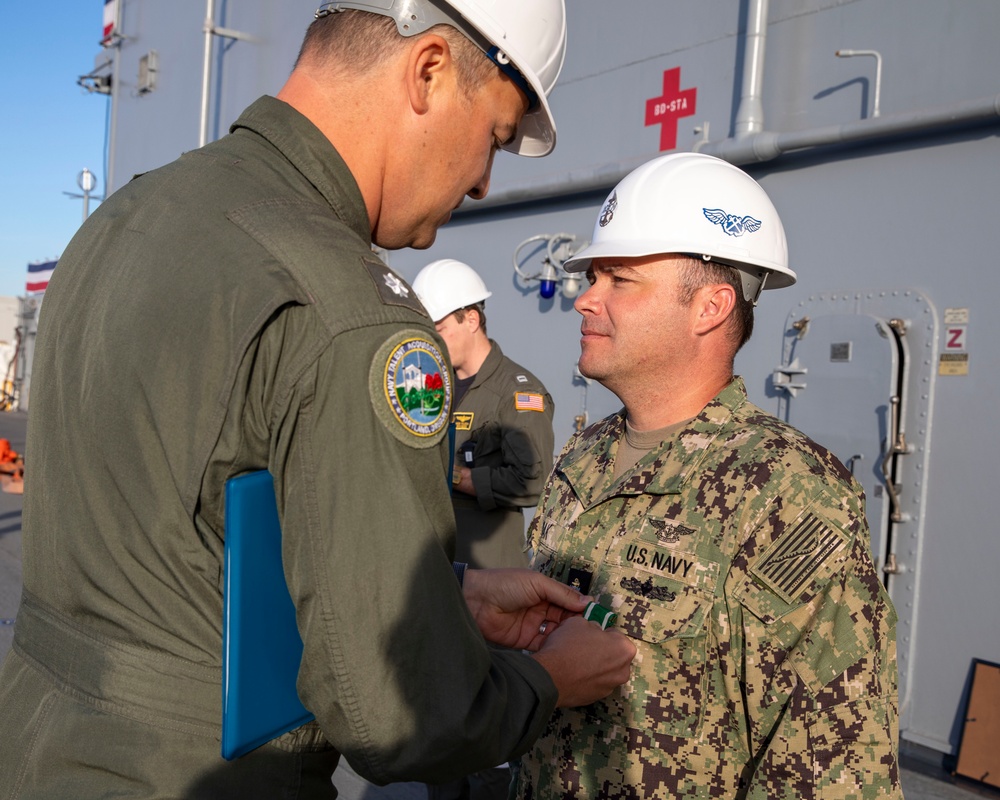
[
  {"left": 103, "top": 0, "right": 118, "bottom": 42},
  {"left": 26, "top": 260, "right": 56, "bottom": 294}
]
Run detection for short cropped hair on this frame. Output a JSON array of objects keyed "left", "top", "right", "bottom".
[
  {"left": 452, "top": 303, "right": 487, "bottom": 336},
  {"left": 676, "top": 258, "right": 755, "bottom": 351},
  {"left": 296, "top": 10, "right": 498, "bottom": 97}
]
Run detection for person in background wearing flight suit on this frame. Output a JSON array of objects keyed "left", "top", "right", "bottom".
[
  {"left": 0, "top": 2, "right": 638, "bottom": 798},
  {"left": 516, "top": 153, "right": 902, "bottom": 800},
  {"left": 414, "top": 258, "right": 555, "bottom": 572},
  {"left": 413, "top": 259, "right": 556, "bottom": 800}
]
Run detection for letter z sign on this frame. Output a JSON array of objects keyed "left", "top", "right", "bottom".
[{"left": 945, "top": 326, "right": 967, "bottom": 351}]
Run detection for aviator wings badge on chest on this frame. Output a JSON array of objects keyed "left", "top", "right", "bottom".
[{"left": 452, "top": 412, "right": 474, "bottom": 431}]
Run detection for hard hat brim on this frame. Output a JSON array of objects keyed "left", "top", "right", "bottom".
[
  {"left": 564, "top": 239, "right": 797, "bottom": 288},
  {"left": 501, "top": 84, "right": 556, "bottom": 157}
]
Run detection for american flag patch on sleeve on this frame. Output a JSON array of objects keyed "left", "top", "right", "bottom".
[
  {"left": 514, "top": 392, "right": 545, "bottom": 412},
  {"left": 750, "top": 514, "right": 848, "bottom": 604}
]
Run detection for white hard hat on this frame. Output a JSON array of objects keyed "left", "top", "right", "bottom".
[
  {"left": 412, "top": 259, "right": 492, "bottom": 322},
  {"left": 565, "top": 153, "right": 796, "bottom": 301},
  {"left": 315, "top": 0, "right": 566, "bottom": 157}
]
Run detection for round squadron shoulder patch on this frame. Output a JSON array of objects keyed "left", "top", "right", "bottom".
[{"left": 370, "top": 330, "right": 452, "bottom": 448}]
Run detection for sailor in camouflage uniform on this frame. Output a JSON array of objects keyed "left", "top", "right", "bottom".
[{"left": 517, "top": 153, "right": 902, "bottom": 800}]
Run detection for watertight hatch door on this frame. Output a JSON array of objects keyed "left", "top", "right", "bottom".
[{"left": 773, "top": 311, "right": 899, "bottom": 576}]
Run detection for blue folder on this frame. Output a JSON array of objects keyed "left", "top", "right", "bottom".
[{"left": 222, "top": 470, "right": 315, "bottom": 760}]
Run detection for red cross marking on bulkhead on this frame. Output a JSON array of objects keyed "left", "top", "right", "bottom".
[{"left": 644, "top": 67, "right": 697, "bottom": 151}]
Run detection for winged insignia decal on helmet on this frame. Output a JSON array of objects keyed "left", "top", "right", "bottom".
[{"left": 703, "top": 208, "right": 762, "bottom": 237}]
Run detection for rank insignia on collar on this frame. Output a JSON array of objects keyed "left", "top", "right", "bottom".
[
  {"left": 383, "top": 272, "right": 409, "bottom": 297},
  {"left": 370, "top": 331, "right": 452, "bottom": 448},
  {"left": 363, "top": 257, "right": 424, "bottom": 313}
]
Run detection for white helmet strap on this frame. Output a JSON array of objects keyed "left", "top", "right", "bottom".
[
  {"left": 746, "top": 271, "right": 768, "bottom": 306},
  {"left": 697, "top": 254, "right": 768, "bottom": 306},
  {"left": 316, "top": 0, "right": 460, "bottom": 34}
]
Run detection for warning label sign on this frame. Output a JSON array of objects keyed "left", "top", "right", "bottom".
[{"left": 939, "top": 352, "right": 969, "bottom": 376}]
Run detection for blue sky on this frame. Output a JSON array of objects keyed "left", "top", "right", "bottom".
[{"left": 0, "top": 4, "right": 109, "bottom": 298}]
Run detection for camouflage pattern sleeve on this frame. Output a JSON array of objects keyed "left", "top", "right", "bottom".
[{"left": 732, "top": 479, "right": 901, "bottom": 799}]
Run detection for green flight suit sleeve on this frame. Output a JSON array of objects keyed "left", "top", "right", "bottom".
[
  {"left": 732, "top": 483, "right": 901, "bottom": 800},
  {"left": 264, "top": 313, "right": 558, "bottom": 785},
  {"left": 470, "top": 389, "right": 555, "bottom": 511}
]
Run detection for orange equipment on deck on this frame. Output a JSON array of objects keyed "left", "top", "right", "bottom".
[{"left": 0, "top": 438, "right": 24, "bottom": 494}]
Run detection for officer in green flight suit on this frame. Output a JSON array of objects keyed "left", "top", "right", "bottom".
[
  {"left": 413, "top": 258, "right": 555, "bottom": 573},
  {"left": 0, "top": 3, "right": 638, "bottom": 798}
]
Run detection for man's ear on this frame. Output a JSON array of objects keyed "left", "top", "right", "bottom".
[
  {"left": 468, "top": 307, "right": 484, "bottom": 334},
  {"left": 404, "top": 34, "right": 452, "bottom": 115},
  {"left": 692, "top": 283, "right": 737, "bottom": 336}
]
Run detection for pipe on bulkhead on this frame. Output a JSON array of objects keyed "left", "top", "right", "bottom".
[
  {"left": 105, "top": 0, "right": 124, "bottom": 192},
  {"left": 836, "top": 49, "right": 883, "bottom": 118},
  {"left": 734, "top": 0, "right": 770, "bottom": 137},
  {"left": 698, "top": 93, "right": 1000, "bottom": 165},
  {"left": 455, "top": 87, "right": 1000, "bottom": 215},
  {"left": 199, "top": 0, "right": 216, "bottom": 148}
]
